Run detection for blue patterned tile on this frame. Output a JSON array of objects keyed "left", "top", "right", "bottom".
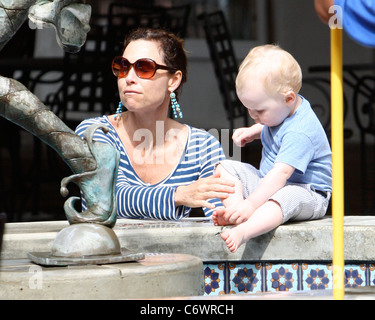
[
  {"left": 344, "top": 264, "right": 366, "bottom": 288},
  {"left": 228, "top": 263, "right": 262, "bottom": 294},
  {"left": 369, "top": 264, "right": 375, "bottom": 286},
  {"left": 368, "top": 264, "right": 375, "bottom": 286},
  {"left": 203, "top": 262, "right": 375, "bottom": 295},
  {"left": 302, "top": 263, "right": 332, "bottom": 290},
  {"left": 265, "top": 263, "right": 299, "bottom": 292},
  {"left": 203, "top": 263, "right": 226, "bottom": 295}
]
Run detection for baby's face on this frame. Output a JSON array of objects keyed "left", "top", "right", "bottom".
[{"left": 237, "top": 83, "right": 294, "bottom": 127}]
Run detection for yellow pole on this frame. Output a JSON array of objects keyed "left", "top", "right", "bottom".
[{"left": 331, "top": 27, "right": 345, "bottom": 300}]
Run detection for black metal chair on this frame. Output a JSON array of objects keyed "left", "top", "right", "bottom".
[{"left": 199, "top": 11, "right": 249, "bottom": 133}]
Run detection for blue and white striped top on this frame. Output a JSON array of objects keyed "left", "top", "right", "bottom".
[{"left": 75, "top": 116, "right": 226, "bottom": 220}]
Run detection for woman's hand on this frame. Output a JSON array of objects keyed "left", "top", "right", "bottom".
[{"left": 174, "top": 172, "right": 235, "bottom": 209}]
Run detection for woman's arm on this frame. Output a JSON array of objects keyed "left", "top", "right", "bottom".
[
  {"left": 116, "top": 173, "right": 187, "bottom": 220},
  {"left": 314, "top": 0, "right": 335, "bottom": 23}
]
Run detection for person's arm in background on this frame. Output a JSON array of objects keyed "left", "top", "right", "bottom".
[
  {"left": 315, "top": 0, "right": 375, "bottom": 48},
  {"left": 314, "top": 0, "right": 334, "bottom": 23}
]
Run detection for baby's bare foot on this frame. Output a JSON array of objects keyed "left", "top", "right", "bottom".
[{"left": 221, "top": 226, "right": 247, "bottom": 253}]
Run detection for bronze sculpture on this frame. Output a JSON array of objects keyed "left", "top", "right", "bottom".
[
  {"left": 0, "top": 0, "right": 144, "bottom": 264},
  {"left": 0, "top": 0, "right": 118, "bottom": 228}
]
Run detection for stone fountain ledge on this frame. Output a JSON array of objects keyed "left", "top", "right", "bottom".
[
  {"left": 2, "top": 216, "right": 375, "bottom": 299},
  {"left": 2, "top": 216, "right": 375, "bottom": 262},
  {"left": 1, "top": 254, "right": 204, "bottom": 299}
]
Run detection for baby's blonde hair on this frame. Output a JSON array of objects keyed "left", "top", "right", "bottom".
[{"left": 236, "top": 45, "right": 302, "bottom": 98}]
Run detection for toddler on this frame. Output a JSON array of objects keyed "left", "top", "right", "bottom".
[{"left": 212, "top": 45, "right": 332, "bottom": 253}]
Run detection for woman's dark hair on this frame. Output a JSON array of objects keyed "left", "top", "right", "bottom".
[{"left": 123, "top": 28, "right": 187, "bottom": 95}]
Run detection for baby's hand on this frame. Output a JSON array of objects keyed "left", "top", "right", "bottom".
[
  {"left": 232, "top": 128, "right": 252, "bottom": 147},
  {"left": 232, "top": 124, "right": 263, "bottom": 147}
]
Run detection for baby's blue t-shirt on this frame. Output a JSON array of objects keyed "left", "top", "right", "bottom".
[
  {"left": 260, "top": 96, "right": 332, "bottom": 192},
  {"left": 335, "top": 0, "right": 375, "bottom": 48}
]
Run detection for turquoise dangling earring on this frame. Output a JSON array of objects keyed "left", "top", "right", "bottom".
[
  {"left": 114, "top": 101, "right": 124, "bottom": 120},
  {"left": 170, "top": 92, "right": 183, "bottom": 119}
]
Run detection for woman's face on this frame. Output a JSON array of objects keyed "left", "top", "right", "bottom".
[{"left": 118, "top": 39, "right": 174, "bottom": 115}]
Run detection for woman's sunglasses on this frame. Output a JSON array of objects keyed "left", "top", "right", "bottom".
[{"left": 112, "top": 56, "right": 177, "bottom": 79}]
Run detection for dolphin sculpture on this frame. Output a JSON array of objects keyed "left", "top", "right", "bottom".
[{"left": 0, "top": 0, "right": 119, "bottom": 228}]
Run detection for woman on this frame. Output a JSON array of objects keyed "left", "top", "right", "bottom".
[{"left": 75, "top": 28, "right": 234, "bottom": 220}]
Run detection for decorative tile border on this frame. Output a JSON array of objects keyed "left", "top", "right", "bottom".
[
  {"left": 302, "top": 263, "right": 332, "bottom": 290},
  {"left": 204, "top": 263, "right": 226, "bottom": 295},
  {"left": 203, "top": 262, "right": 375, "bottom": 295},
  {"left": 229, "top": 262, "right": 263, "bottom": 294}
]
